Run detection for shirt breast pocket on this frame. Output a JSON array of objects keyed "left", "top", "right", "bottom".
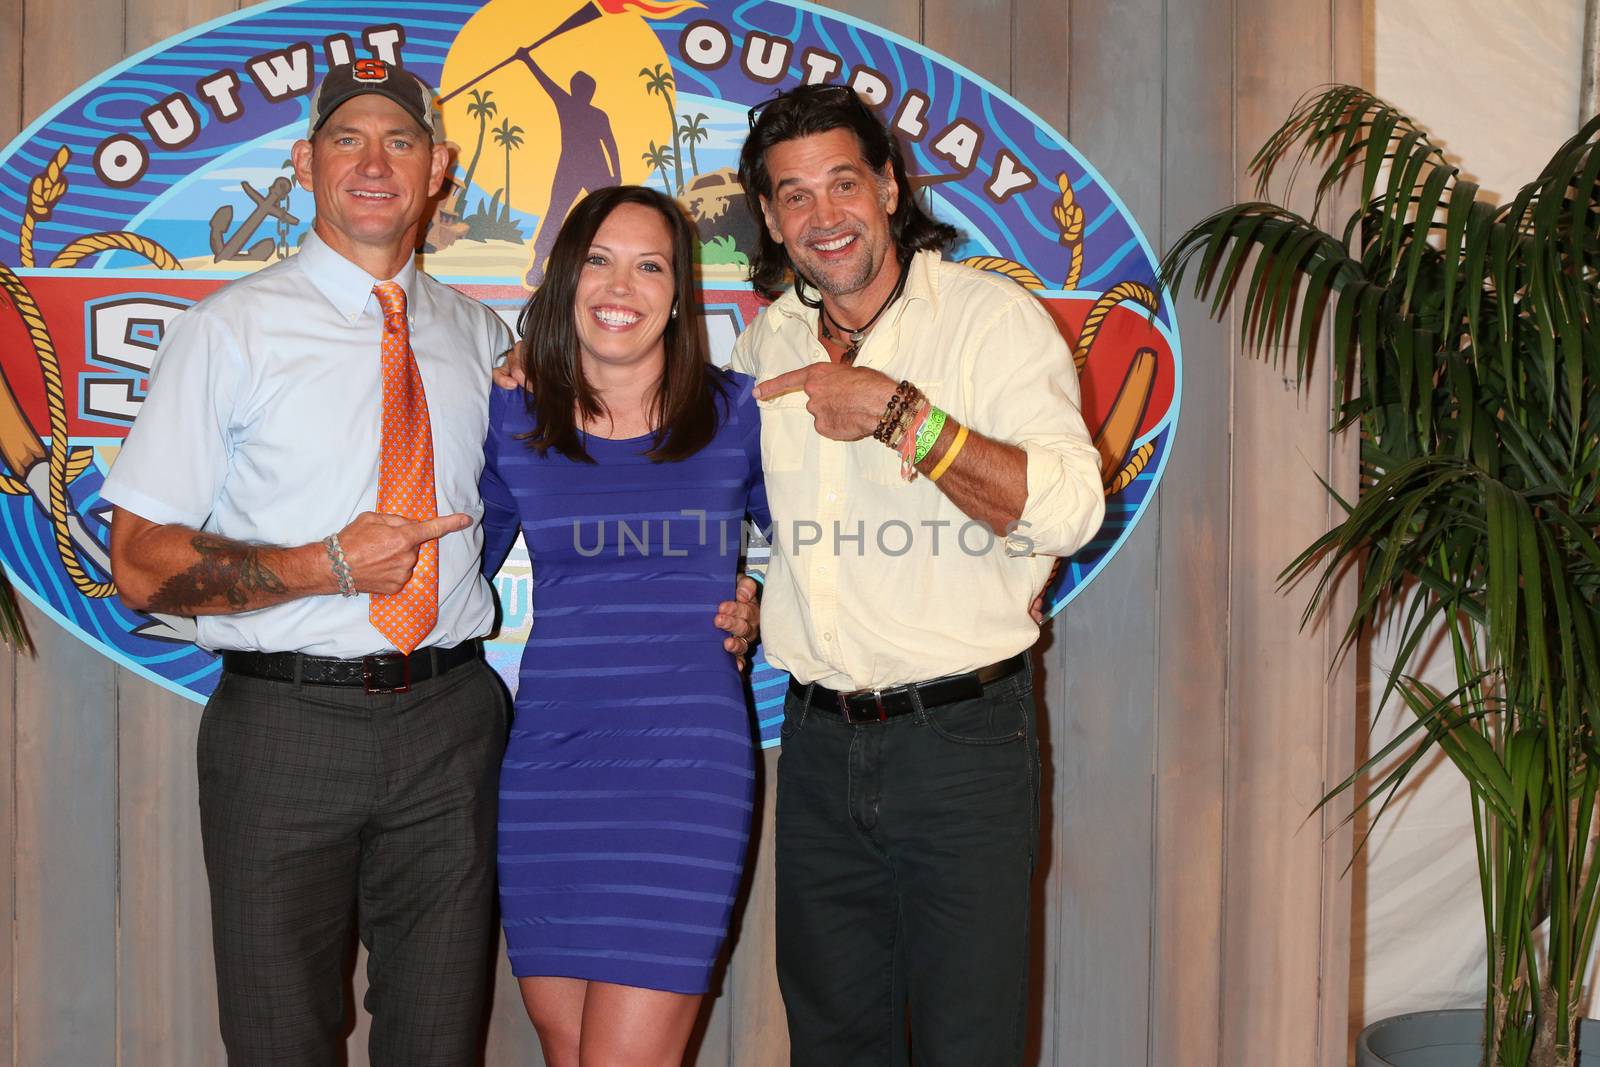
[
  {"left": 860, "top": 379, "right": 943, "bottom": 485},
  {"left": 759, "top": 394, "right": 811, "bottom": 473}
]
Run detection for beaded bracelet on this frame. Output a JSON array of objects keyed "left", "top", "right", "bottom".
[
  {"left": 322, "top": 533, "right": 357, "bottom": 597},
  {"left": 874, "top": 380, "right": 919, "bottom": 443},
  {"left": 889, "top": 395, "right": 922, "bottom": 451},
  {"left": 883, "top": 387, "right": 915, "bottom": 443},
  {"left": 874, "top": 397, "right": 903, "bottom": 444},
  {"left": 876, "top": 382, "right": 902, "bottom": 431},
  {"left": 886, "top": 383, "right": 927, "bottom": 449}
]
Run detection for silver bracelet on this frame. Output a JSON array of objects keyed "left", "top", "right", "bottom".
[{"left": 322, "top": 533, "right": 356, "bottom": 597}]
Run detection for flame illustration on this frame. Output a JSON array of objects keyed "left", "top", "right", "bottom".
[{"left": 596, "top": 0, "right": 705, "bottom": 16}]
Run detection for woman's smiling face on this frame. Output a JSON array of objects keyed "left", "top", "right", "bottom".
[{"left": 573, "top": 200, "right": 677, "bottom": 376}]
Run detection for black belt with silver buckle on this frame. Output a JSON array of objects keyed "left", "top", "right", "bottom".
[
  {"left": 220, "top": 639, "right": 482, "bottom": 695},
  {"left": 790, "top": 652, "right": 1027, "bottom": 724}
]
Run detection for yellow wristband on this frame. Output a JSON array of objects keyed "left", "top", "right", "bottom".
[{"left": 927, "top": 423, "right": 969, "bottom": 482}]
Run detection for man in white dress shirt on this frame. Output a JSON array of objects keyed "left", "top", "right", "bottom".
[{"left": 103, "top": 62, "right": 512, "bottom": 1064}]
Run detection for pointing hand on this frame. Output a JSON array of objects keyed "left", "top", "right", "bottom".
[{"left": 338, "top": 511, "right": 471, "bottom": 594}]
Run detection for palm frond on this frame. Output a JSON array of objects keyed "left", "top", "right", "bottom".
[
  {"left": 1167, "top": 84, "right": 1600, "bottom": 1066},
  {"left": 0, "top": 570, "right": 30, "bottom": 652}
]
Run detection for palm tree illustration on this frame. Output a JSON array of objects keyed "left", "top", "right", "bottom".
[
  {"left": 640, "top": 64, "right": 684, "bottom": 193},
  {"left": 492, "top": 118, "right": 525, "bottom": 219},
  {"left": 642, "top": 142, "right": 675, "bottom": 195},
  {"left": 456, "top": 89, "right": 498, "bottom": 214},
  {"left": 678, "top": 112, "right": 708, "bottom": 178}
]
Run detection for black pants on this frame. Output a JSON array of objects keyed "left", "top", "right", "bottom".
[
  {"left": 775, "top": 665, "right": 1041, "bottom": 1066},
  {"left": 197, "top": 658, "right": 508, "bottom": 1066}
]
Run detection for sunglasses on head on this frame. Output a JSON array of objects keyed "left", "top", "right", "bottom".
[{"left": 746, "top": 83, "right": 862, "bottom": 128}]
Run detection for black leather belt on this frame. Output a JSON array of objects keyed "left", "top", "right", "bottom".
[
  {"left": 220, "top": 639, "right": 482, "bottom": 694},
  {"left": 791, "top": 652, "right": 1027, "bottom": 724}
]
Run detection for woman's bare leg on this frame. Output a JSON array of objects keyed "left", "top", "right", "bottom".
[
  {"left": 578, "top": 981, "right": 703, "bottom": 1067},
  {"left": 520, "top": 975, "right": 588, "bottom": 1067}
]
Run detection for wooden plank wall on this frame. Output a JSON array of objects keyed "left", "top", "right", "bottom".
[
  {"left": 0, "top": 8, "right": 15, "bottom": 1058},
  {"left": 0, "top": 0, "right": 1364, "bottom": 1063}
]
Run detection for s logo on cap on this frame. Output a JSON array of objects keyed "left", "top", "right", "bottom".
[{"left": 353, "top": 58, "right": 389, "bottom": 83}]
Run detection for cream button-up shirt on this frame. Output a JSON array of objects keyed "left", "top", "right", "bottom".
[{"left": 731, "top": 250, "right": 1105, "bottom": 691}]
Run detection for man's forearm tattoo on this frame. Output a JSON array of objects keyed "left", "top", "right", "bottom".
[{"left": 147, "top": 534, "right": 286, "bottom": 612}]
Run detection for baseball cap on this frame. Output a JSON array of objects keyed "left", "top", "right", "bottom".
[{"left": 307, "top": 59, "right": 442, "bottom": 141}]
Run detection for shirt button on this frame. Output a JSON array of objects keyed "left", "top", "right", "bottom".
[
  {"left": 822, "top": 632, "right": 833, "bottom": 642},
  {"left": 826, "top": 491, "right": 837, "bottom": 502},
  {"left": 817, "top": 564, "right": 827, "bottom": 575}
]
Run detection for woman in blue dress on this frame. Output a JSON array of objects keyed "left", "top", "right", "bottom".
[{"left": 479, "top": 184, "right": 769, "bottom": 1065}]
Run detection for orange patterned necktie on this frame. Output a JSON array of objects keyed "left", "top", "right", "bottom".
[{"left": 369, "top": 281, "right": 438, "bottom": 654}]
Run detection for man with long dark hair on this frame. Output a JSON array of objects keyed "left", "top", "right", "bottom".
[{"left": 733, "top": 83, "right": 1105, "bottom": 1064}]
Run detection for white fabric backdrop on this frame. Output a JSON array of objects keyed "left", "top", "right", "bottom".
[{"left": 1354, "top": 0, "right": 1586, "bottom": 1033}]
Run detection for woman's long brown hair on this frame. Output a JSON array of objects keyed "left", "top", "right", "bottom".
[{"left": 515, "top": 184, "right": 726, "bottom": 463}]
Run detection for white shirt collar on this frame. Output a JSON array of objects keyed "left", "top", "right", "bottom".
[{"left": 296, "top": 229, "right": 421, "bottom": 324}]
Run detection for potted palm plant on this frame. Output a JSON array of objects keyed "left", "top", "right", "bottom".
[{"left": 1161, "top": 85, "right": 1600, "bottom": 1067}]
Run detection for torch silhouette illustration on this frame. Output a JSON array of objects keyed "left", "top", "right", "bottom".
[{"left": 438, "top": 0, "right": 705, "bottom": 107}]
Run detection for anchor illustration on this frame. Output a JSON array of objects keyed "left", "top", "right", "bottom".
[{"left": 209, "top": 176, "right": 299, "bottom": 263}]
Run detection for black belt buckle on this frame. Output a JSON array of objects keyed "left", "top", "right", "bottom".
[
  {"left": 837, "top": 688, "right": 888, "bottom": 724},
  {"left": 363, "top": 653, "right": 410, "bottom": 695}
]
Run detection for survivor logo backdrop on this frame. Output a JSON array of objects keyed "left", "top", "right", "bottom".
[{"left": 0, "top": 0, "right": 1180, "bottom": 742}]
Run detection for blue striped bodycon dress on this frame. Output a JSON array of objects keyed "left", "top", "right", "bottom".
[{"left": 479, "top": 370, "right": 769, "bottom": 994}]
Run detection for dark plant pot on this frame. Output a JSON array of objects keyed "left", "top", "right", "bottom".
[{"left": 1357, "top": 1010, "right": 1600, "bottom": 1066}]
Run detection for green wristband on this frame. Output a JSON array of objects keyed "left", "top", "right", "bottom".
[{"left": 913, "top": 407, "right": 948, "bottom": 464}]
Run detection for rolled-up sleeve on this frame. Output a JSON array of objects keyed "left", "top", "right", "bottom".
[{"left": 963, "top": 291, "right": 1105, "bottom": 559}]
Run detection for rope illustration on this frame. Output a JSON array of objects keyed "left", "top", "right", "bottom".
[
  {"left": 0, "top": 263, "right": 115, "bottom": 597},
  {"left": 1106, "top": 441, "right": 1154, "bottom": 495},
  {"left": 960, "top": 257, "right": 1043, "bottom": 290},
  {"left": 1074, "top": 280, "right": 1159, "bottom": 373},
  {"left": 0, "top": 449, "right": 92, "bottom": 496},
  {"left": 1052, "top": 173, "right": 1085, "bottom": 291},
  {"left": 52, "top": 233, "right": 181, "bottom": 270},
  {"left": 959, "top": 172, "right": 1085, "bottom": 293},
  {"left": 1, "top": 146, "right": 182, "bottom": 597},
  {"left": 19, "top": 146, "right": 70, "bottom": 269}
]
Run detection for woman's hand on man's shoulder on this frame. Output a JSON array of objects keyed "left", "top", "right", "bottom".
[{"left": 492, "top": 349, "right": 527, "bottom": 391}]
